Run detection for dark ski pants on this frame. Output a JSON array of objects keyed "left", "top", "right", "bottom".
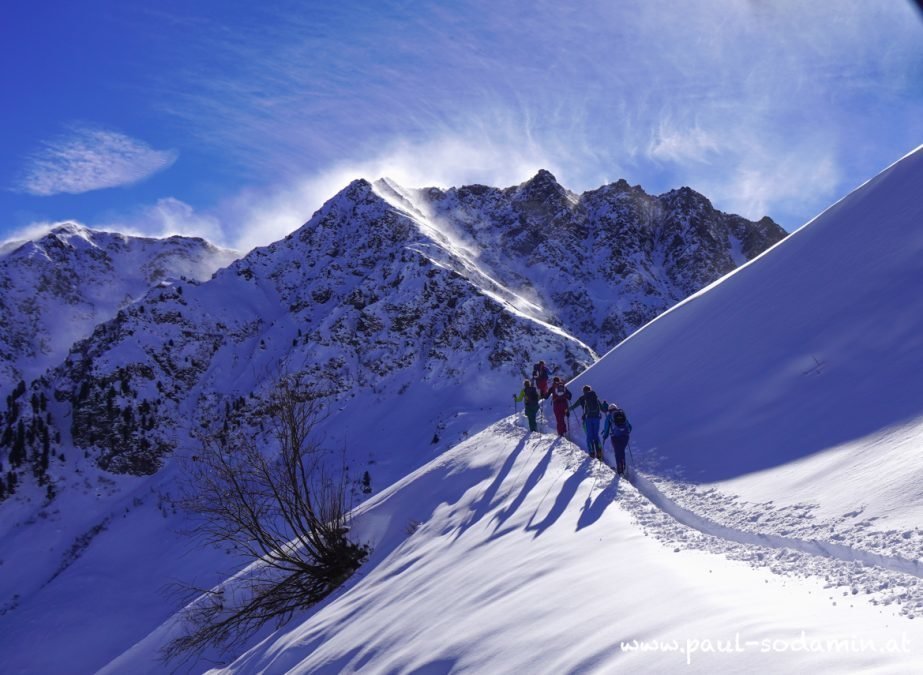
[
  {"left": 536, "top": 378, "right": 549, "bottom": 398},
  {"left": 584, "top": 416, "right": 602, "bottom": 456},
  {"left": 553, "top": 400, "right": 568, "bottom": 435},
  {"left": 610, "top": 435, "right": 629, "bottom": 473},
  {"left": 524, "top": 403, "right": 539, "bottom": 432}
]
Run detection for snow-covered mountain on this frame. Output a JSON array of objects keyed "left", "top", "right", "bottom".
[
  {"left": 380, "top": 170, "right": 786, "bottom": 351},
  {"left": 105, "top": 146, "right": 923, "bottom": 673},
  {"left": 1, "top": 173, "right": 779, "bottom": 491},
  {"left": 0, "top": 223, "right": 238, "bottom": 400},
  {"left": 0, "top": 172, "right": 786, "bottom": 673},
  {"left": 33, "top": 180, "right": 594, "bottom": 477}
]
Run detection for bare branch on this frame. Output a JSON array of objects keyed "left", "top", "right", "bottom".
[{"left": 166, "top": 377, "right": 368, "bottom": 661}]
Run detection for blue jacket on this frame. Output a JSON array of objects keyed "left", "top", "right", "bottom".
[{"left": 602, "top": 410, "right": 632, "bottom": 439}]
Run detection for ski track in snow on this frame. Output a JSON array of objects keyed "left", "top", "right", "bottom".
[
  {"left": 626, "top": 469, "right": 923, "bottom": 580},
  {"left": 520, "top": 415, "right": 923, "bottom": 620}
]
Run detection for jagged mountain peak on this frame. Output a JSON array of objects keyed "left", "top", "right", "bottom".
[
  {"left": 658, "top": 185, "right": 713, "bottom": 208},
  {"left": 515, "top": 168, "right": 570, "bottom": 202},
  {"left": 578, "top": 177, "right": 642, "bottom": 204},
  {"left": 525, "top": 168, "right": 560, "bottom": 186},
  {"left": 3, "top": 222, "right": 100, "bottom": 259},
  {"left": 48, "top": 221, "right": 87, "bottom": 236},
  {"left": 14, "top": 221, "right": 234, "bottom": 260},
  {"left": 271, "top": 176, "right": 410, "bottom": 255}
]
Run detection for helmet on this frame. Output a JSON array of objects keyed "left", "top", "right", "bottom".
[
  {"left": 582, "top": 385, "right": 591, "bottom": 392},
  {"left": 608, "top": 404, "right": 618, "bottom": 411}
]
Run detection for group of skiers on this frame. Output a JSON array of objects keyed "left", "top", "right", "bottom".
[{"left": 514, "top": 361, "right": 632, "bottom": 475}]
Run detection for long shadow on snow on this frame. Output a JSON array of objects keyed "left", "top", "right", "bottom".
[
  {"left": 231, "top": 458, "right": 496, "bottom": 675},
  {"left": 576, "top": 474, "right": 620, "bottom": 531},
  {"left": 526, "top": 455, "right": 595, "bottom": 538},
  {"left": 490, "top": 438, "right": 560, "bottom": 532},
  {"left": 455, "top": 431, "right": 531, "bottom": 540}
]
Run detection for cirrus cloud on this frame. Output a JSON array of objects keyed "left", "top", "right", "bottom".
[{"left": 15, "top": 126, "right": 177, "bottom": 196}]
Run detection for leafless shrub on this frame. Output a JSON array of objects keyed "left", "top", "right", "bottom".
[{"left": 164, "top": 376, "right": 368, "bottom": 661}]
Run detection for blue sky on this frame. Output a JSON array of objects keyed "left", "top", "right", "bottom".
[{"left": 2, "top": 1, "right": 921, "bottom": 251}]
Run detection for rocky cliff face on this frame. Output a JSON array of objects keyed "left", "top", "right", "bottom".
[{"left": 397, "top": 170, "right": 787, "bottom": 352}]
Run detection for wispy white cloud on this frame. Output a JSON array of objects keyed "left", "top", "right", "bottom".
[
  {"left": 0, "top": 220, "right": 62, "bottom": 256},
  {"left": 113, "top": 197, "right": 226, "bottom": 243},
  {"left": 15, "top": 126, "right": 177, "bottom": 196},
  {"left": 648, "top": 121, "right": 722, "bottom": 165},
  {"left": 137, "top": 0, "right": 920, "bottom": 231},
  {"left": 705, "top": 149, "right": 841, "bottom": 223}
]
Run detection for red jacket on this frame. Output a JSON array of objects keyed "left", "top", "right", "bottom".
[{"left": 549, "top": 383, "right": 571, "bottom": 410}]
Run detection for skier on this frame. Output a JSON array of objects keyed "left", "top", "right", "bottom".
[
  {"left": 602, "top": 404, "right": 632, "bottom": 475},
  {"left": 532, "top": 360, "right": 551, "bottom": 399},
  {"left": 548, "top": 376, "right": 572, "bottom": 436},
  {"left": 569, "top": 385, "right": 605, "bottom": 459},
  {"left": 513, "top": 379, "right": 541, "bottom": 432}
]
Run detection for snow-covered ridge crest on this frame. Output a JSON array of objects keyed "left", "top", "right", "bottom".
[{"left": 373, "top": 177, "right": 559, "bottom": 328}]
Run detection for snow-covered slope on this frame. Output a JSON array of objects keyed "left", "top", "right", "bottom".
[
  {"left": 565, "top": 144, "right": 923, "bottom": 572},
  {"left": 0, "top": 223, "right": 238, "bottom": 398},
  {"left": 110, "top": 419, "right": 922, "bottom": 673},
  {"left": 104, "top": 147, "right": 923, "bottom": 672}
]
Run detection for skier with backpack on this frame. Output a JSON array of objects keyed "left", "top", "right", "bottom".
[
  {"left": 532, "top": 360, "right": 551, "bottom": 399},
  {"left": 569, "top": 385, "right": 605, "bottom": 460},
  {"left": 602, "top": 404, "right": 632, "bottom": 475},
  {"left": 514, "top": 379, "right": 541, "bottom": 432},
  {"left": 548, "top": 376, "right": 572, "bottom": 436}
]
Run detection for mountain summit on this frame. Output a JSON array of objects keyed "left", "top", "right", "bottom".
[{"left": 404, "top": 173, "right": 786, "bottom": 350}]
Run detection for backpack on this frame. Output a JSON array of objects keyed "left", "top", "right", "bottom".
[
  {"left": 610, "top": 408, "right": 630, "bottom": 437},
  {"left": 524, "top": 385, "right": 539, "bottom": 405},
  {"left": 551, "top": 384, "right": 570, "bottom": 402},
  {"left": 584, "top": 391, "right": 601, "bottom": 417}
]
